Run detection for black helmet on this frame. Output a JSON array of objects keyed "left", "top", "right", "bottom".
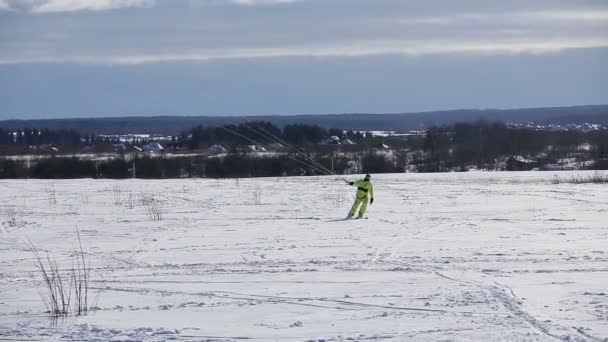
[{"left": 364, "top": 174, "right": 371, "bottom": 180}]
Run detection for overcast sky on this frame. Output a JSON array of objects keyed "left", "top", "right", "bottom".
[{"left": 0, "top": 0, "right": 607, "bottom": 119}]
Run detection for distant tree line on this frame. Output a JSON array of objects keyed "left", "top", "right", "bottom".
[
  {"left": 0, "top": 122, "right": 401, "bottom": 157},
  {"left": 1, "top": 121, "right": 607, "bottom": 179},
  {"left": 0, "top": 126, "right": 165, "bottom": 155},
  {"left": 180, "top": 122, "right": 387, "bottom": 150},
  {"left": 0, "top": 128, "right": 81, "bottom": 149},
  {"left": 418, "top": 122, "right": 608, "bottom": 172},
  {"left": 0, "top": 153, "right": 389, "bottom": 179}
]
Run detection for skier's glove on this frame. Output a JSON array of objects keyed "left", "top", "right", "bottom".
[
  {"left": 370, "top": 198, "right": 374, "bottom": 205},
  {"left": 348, "top": 182, "right": 354, "bottom": 186}
]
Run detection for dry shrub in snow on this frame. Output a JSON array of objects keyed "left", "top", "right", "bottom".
[
  {"left": 126, "top": 190, "right": 135, "bottom": 209},
  {"left": 3, "top": 206, "right": 18, "bottom": 227},
  {"left": 552, "top": 173, "right": 608, "bottom": 184},
  {"left": 47, "top": 186, "right": 57, "bottom": 205},
  {"left": 112, "top": 185, "right": 123, "bottom": 205},
  {"left": 72, "top": 229, "right": 90, "bottom": 315},
  {"left": 112, "top": 186, "right": 135, "bottom": 209},
  {"left": 28, "top": 229, "right": 94, "bottom": 318},
  {"left": 252, "top": 186, "right": 262, "bottom": 205},
  {"left": 142, "top": 194, "right": 163, "bottom": 221}
]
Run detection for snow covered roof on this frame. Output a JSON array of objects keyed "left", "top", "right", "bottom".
[
  {"left": 267, "top": 143, "right": 285, "bottom": 150},
  {"left": 321, "top": 136, "right": 341, "bottom": 145},
  {"left": 208, "top": 144, "right": 227, "bottom": 154},
  {"left": 511, "top": 155, "right": 535, "bottom": 163},
  {"left": 247, "top": 145, "right": 267, "bottom": 152},
  {"left": 143, "top": 142, "right": 164, "bottom": 151}
]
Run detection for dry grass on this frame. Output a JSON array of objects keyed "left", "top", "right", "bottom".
[
  {"left": 28, "top": 228, "right": 94, "bottom": 318},
  {"left": 252, "top": 186, "right": 262, "bottom": 205},
  {"left": 4, "top": 206, "right": 18, "bottom": 227},
  {"left": 47, "top": 186, "right": 57, "bottom": 205},
  {"left": 112, "top": 185, "right": 123, "bottom": 205},
  {"left": 29, "top": 243, "right": 71, "bottom": 316},
  {"left": 72, "top": 229, "right": 90, "bottom": 315},
  {"left": 552, "top": 173, "right": 608, "bottom": 184},
  {"left": 142, "top": 194, "right": 163, "bottom": 221}
]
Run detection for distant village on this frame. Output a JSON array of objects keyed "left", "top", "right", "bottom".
[
  {"left": 0, "top": 121, "right": 606, "bottom": 178},
  {"left": 3, "top": 129, "right": 426, "bottom": 158}
]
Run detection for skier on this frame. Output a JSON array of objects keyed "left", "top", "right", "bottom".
[{"left": 346, "top": 174, "right": 374, "bottom": 219}]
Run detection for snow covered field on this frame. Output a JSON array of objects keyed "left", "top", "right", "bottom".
[{"left": 1, "top": 172, "right": 607, "bottom": 341}]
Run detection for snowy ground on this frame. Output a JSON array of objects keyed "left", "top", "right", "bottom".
[{"left": 1, "top": 172, "right": 607, "bottom": 341}]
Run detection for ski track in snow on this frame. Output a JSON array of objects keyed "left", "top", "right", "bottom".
[{"left": 0, "top": 172, "right": 607, "bottom": 341}]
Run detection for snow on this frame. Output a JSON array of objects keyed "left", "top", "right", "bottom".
[{"left": 1, "top": 171, "right": 607, "bottom": 341}]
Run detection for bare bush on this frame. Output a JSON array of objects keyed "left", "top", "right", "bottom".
[
  {"left": 552, "top": 173, "right": 608, "bottom": 185},
  {"left": 72, "top": 229, "right": 90, "bottom": 315},
  {"left": 4, "top": 206, "right": 18, "bottom": 227},
  {"left": 30, "top": 246, "right": 71, "bottom": 317},
  {"left": 143, "top": 194, "right": 163, "bottom": 221},
  {"left": 28, "top": 229, "right": 93, "bottom": 318},
  {"left": 126, "top": 190, "right": 134, "bottom": 209},
  {"left": 252, "top": 186, "right": 262, "bottom": 205},
  {"left": 47, "top": 186, "right": 57, "bottom": 205},
  {"left": 112, "top": 185, "right": 123, "bottom": 205}
]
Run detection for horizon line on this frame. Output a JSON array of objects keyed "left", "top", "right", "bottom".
[{"left": 1, "top": 103, "right": 608, "bottom": 122}]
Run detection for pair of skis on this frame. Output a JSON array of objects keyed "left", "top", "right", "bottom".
[{"left": 327, "top": 216, "right": 368, "bottom": 222}]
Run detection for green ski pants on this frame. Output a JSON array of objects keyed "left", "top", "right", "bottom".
[{"left": 349, "top": 195, "right": 369, "bottom": 217}]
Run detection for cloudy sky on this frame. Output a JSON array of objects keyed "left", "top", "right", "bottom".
[{"left": 0, "top": 0, "right": 607, "bottom": 119}]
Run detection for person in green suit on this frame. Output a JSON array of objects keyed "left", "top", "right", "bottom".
[{"left": 346, "top": 174, "right": 374, "bottom": 219}]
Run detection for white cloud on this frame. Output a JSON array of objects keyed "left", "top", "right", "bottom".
[
  {"left": 0, "top": 0, "right": 12, "bottom": 10},
  {"left": 0, "top": 0, "right": 301, "bottom": 12},
  {"left": 525, "top": 10, "right": 608, "bottom": 21},
  {"left": 230, "top": 0, "right": 300, "bottom": 4},
  {"left": 1, "top": 0, "right": 155, "bottom": 12},
  {"left": 395, "top": 10, "right": 608, "bottom": 26},
  {"left": 2, "top": 37, "right": 607, "bottom": 65},
  {"left": 1, "top": 0, "right": 607, "bottom": 64}
]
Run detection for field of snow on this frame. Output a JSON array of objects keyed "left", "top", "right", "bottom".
[{"left": 1, "top": 172, "right": 607, "bottom": 341}]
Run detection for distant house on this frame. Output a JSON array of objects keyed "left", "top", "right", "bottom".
[
  {"left": 143, "top": 142, "right": 164, "bottom": 154},
  {"left": 164, "top": 142, "right": 185, "bottom": 152},
  {"left": 267, "top": 143, "right": 285, "bottom": 151},
  {"left": 112, "top": 143, "right": 128, "bottom": 152},
  {"left": 507, "top": 155, "right": 537, "bottom": 171},
  {"left": 247, "top": 145, "right": 267, "bottom": 152},
  {"left": 208, "top": 144, "right": 227, "bottom": 155},
  {"left": 321, "top": 136, "right": 357, "bottom": 145},
  {"left": 32, "top": 144, "right": 59, "bottom": 154},
  {"left": 321, "top": 136, "right": 341, "bottom": 145}
]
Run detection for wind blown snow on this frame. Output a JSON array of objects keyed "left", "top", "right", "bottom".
[{"left": 0, "top": 172, "right": 607, "bottom": 341}]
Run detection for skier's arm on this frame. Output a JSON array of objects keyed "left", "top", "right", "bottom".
[{"left": 369, "top": 184, "right": 374, "bottom": 204}]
